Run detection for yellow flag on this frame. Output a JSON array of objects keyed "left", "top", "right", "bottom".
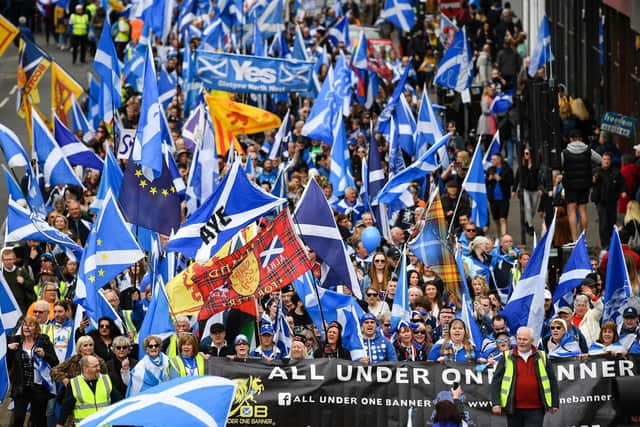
[
  {"left": 166, "top": 224, "right": 258, "bottom": 316},
  {"left": 0, "top": 15, "right": 19, "bottom": 58},
  {"left": 51, "top": 62, "right": 84, "bottom": 124}
]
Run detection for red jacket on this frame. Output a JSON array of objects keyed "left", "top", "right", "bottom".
[
  {"left": 599, "top": 244, "right": 640, "bottom": 272},
  {"left": 618, "top": 163, "right": 639, "bottom": 213}
]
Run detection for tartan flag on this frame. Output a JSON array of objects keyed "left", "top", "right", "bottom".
[
  {"left": 408, "top": 193, "right": 462, "bottom": 307},
  {"left": 17, "top": 37, "right": 51, "bottom": 118},
  {"left": 51, "top": 62, "right": 84, "bottom": 125},
  {"left": 192, "top": 209, "right": 312, "bottom": 320}
]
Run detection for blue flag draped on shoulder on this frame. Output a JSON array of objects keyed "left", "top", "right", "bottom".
[
  {"left": 553, "top": 233, "right": 591, "bottom": 310},
  {"left": 79, "top": 376, "right": 237, "bottom": 427},
  {"left": 528, "top": 14, "right": 554, "bottom": 77},
  {"left": 0, "top": 123, "right": 29, "bottom": 168},
  {"left": 502, "top": 211, "right": 556, "bottom": 342},
  {"left": 461, "top": 139, "right": 488, "bottom": 228},
  {"left": 603, "top": 227, "right": 632, "bottom": 329},
  {"left": 434, "top": 27, "right": 474, "bottom": 93},
  {"left": 167, "top": 161, "right": 286, "bottom": 262}
]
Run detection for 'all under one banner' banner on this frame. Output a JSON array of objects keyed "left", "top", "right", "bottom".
[
  {"left": 194, "top": 51, "right": 314, "bottom": 93},
  {"left": 207, "top": 356, "right": 640, "bottom": 427}
]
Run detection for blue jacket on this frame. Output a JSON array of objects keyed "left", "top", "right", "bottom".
[
  {"left": 428, "top": 339, "right": 477, "bottom": 363},
  {"left": 363, "top": 331, "right": 397, "bottom": 363}
]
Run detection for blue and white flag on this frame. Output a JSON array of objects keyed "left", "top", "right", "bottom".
[
  {"left": 375, "top": 133, "right": 450, "bottom": 206},
  {"left": 2, "top": 165, "right": 26, "bottom": 204},
  {"left": 333, "top": 52, "right": 352, "bottom": 116},
  {"left": 329, "top": 113, "right": 356, "bottom": 197},
  {"left": 137, "top": 276, "right": 174, "bottom": 359},
  {"left": 489, "top": 91, "right": 513, "bottom": 115},
  {"left": 158, "top": 65, "right": 177, "bottom": 110},
  {"left": 292, "top": 24, "right": 309, "bottom": 61},
  {"left": 25, "top": 166, "right": 47, "bottom": 218},
  {"left": 603, "top": 227, "right": 632, "bottom": 329},
  {"left": 79, "top": 376, "right": 237, "bottom": 427},
  {"left": 553, "top": 233, "right": 591, "bottom": 310},
  {"left": 167, "top": 161, "right": 285, "bottom": 262},
  {"left": 251, "top": 0, "right": 284, "bottom": 37},
  {"left": 367, "top": 134, "right": 385, "bottom": 202},
  {"left": 528, "top": 14, "right": 554, "bottom": 77},
  {"left": 70, "top": 95, "right": 95, "bottom": 143},
  {"left": 380, "top": 0, "right": 415, "bottom": 33},
  {"left": 201, "top": 17, "right": 225, "bottom": 52},
  {"left": 90, "top": 147, "right": 123, "bottom": 214},
  {"left": 434, "top": 27, "right": 474, "bottom": 93},
  {"left": 178, "top": 0, "right": 197, "bottom": 31},
  {"left": 328, "top": 16, "right": 349, "bottom": 48},
  {"left": 293, "top": 271, "right": 366, "bottom": 360},
  {"left": 274, "top": 297, "right": 291, "bottom": 357},
  {"left": 0, "top": 313, "right": 8, "bottom": 402},
  {"left": 482, "top": 131, "right": 501, "bottom": 171},
  {"left": 394, "top": 94, "right": 416, "bottom": 156},
  {"left": 123, "top": 43, "right": 146, "bottom": 93},
  {"left": 293, "top": 179, "right": 361, "bottom": 298},
  {"left": 302, "top": 66, "right": 335, "bottom": 144},
  {"left": 269, "top": 110, "right": 290, "bottom": 161},
  {"left": 185, "top": 111, "right": 218, "bottom": 217},
  {"left": 53, "top": 114, "right": 104, "bottom": 171},
  {"left": 0, "top": 123, "right": 29, "bottom": 168},
  {"left": 92, "top": 289, "right": 125, "bottom": 334},
  {"left": 132, "top": 43, "right": 164, "bottom": 181},
  {"left": 0, "top": 265, "right": 22, "bottom": 334},
  {"left": 502, "top": 212, "right": 556, "bottom": 342},
  {"left": 457, "top": 248, "right": 483, "bottom": 350},
  {"left": 94, "top": 16, "right": 122, "bottom": 108},
  {"left": 75, "top": 190, "right": 145, "bottom": 319},
  {"left": 415, "top": 88, "right": 444, "bottom": 158},
  {"left": 461, "top": 139, "right": 488, "bottom": 228},
  {"left": 377, "top": 60, "right": 412, "bottom": 137},
  {"left": 88, "top": 75, "right": 101, "bottom": 130},
  {"left": 5, "top": 198, "right": 83, "bottom": 255},
  {"left": 390, "top": 250, "right": 410, "bottom": 330},
  {"left": 98, "top": 78, "right": 114, "bottom": 127},
  {"left": 352, "top": 30, "right": 368, "bottom": 70},
  {"left": 32, "top": 111, "right": 84, "bottom": 188},
  {"left": 548, "top": 331, "right": 583, "bottom": 359}
]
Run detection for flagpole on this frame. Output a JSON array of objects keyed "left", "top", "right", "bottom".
[{"left": 447, "top": 135, "right": 481, "bottom": 236}]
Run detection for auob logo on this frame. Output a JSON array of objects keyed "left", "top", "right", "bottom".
[{"left": 228, "top": 376, "right": 272, "bottom": 424}]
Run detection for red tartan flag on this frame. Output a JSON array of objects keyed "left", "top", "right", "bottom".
[{"left": 191, "top": 209, "right": 312, "bottom": 320}]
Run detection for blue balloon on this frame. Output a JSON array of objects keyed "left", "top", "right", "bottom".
[{"left": 361, "top": 226, "right": 381, "bottom": 253}]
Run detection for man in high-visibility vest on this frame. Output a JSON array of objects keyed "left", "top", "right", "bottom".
[
  {"left": 56, "top": 355, "right": 122, "bottom": 427},
  {"left": 69, "top": 4, "right": 89, "bottom": 64},
  {"left": 491, "top": 326, "right": 559, "bottom": 427}
]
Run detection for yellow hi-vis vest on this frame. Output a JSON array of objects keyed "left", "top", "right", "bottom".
[
  {"left": 70, "top": 374, "right": 112, "bottom": 425},
  {"left": 70, "top": 13, "right": 89, "bottom": 36},
  {"left": 169, "top": 354, "right": 205, "bottom": 377},
  {"left": 500, "top": 350, "right": 552, "bottom": 409},
  {"left": 122, "top": 310, "right": 138, "bottom": 340}
]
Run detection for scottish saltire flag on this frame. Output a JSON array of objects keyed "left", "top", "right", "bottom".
[
  {"left": 502, "top": 212, "right": 556, "bottom": 342},
  {"left": 461, "top": 139, "right": 488, "bottom": 228},
  {"left": 434, "top": 27, "right": 474, "bottom": 93},
  {"left": 274, "top": 298, "right": 291, "bottom": 357},
  {"left": 293, "top": 179, "right": 361, "bottom": 298},
  {"left": 90, "top": 147, "right": 122, "bottom": 214},
  {"left": 201, "top": 17, "right": 225, "bottom": 52},
  {"left": 375, "top": 133, "right": 449, "bottom": 206},
  {"left": 598, "top": 15, "right": 604, "bottom": 66},
  {"left": 88, "top": 75, "right": 101, "bottom": 130},
  {"left": 328, "top": 16, "right": 349, "bottom": 48},
  {"left": 0, "top": 267, "right": 22, "bottom": 334},
  {"left": 352, "top": 30, "right": 368, "bottom": 70},
  {"left": 302, "top": 66, "right": 335, "bottom": 144},
  {"left": 5, "top": 198, "right": 83, "bottom": 254},
  {"left": 251, "top": 0, "right": 284, "bottom": 36},
  {"left": 367, "top": 135, "right": 385, "bottom": 202},
  {"left": 482, "top": 131, "right": 501, "bottom": 171},
  {"left": 603, "top": 227, "right": 632, "bottom": 329},
  {"left": 0, "top": 123, "right": 29, "bottom": 167},
  {"left": 528, "top": 14, "right": 554, "bottom": 77},
  {"left": 79, "top": 376, "right": 237, "bottom": 427},
  {"left": 548, "top": 332, "right": 583, "bottom": 359},
  {"left": 387, "top": 116, "right": 405, "bottom": 177},
  {"left": 122, "top": 43, "right": 145, "bottom": 92},
  {"left": 70, "top": 95, "right": 95, "bottom": 143},
  {"left": 329, "top": 113, "right": 356, "bottom": 198},
  {"left": 32, "top": 111, "right": 84, "bottom": 188},
  {"left": 0, "top": 313, "right": 8, "bottom": 402},
  {"left": 415, "top": 88, "right": 444, "bottom": 158},
  {"left": 381, "top": 0, "right": 415, "bottom": 33},
  {"left": 394, "top": 94, "right": 416, "bottom": 156},
  {"left": 131, "top": 43, "right": 164, "bottom": 181},
  {"left": 92, "top": 289, "right": 125, "bottom": 334},
  {"left": 185, "top": 112, "right": 218, "bottom": 217},
  {"left": 292, "top": 25, "right": 309, "bottom": 61},
  {"left": 218, "top": 0, "right": 243, "bottom": 29},
  {"left": 181, "top": 103, "right": 203, "bottom": 152},
  {"left": 25, "top": 166, "right": 47, "bottom": 217},
  {"left": 252, "top": 21, "right": 266, "bottom": 57},
  {"left": 178, "top": 0, "right": 196, "bottom": 31},
  {"left": 75, "top": 190, "right": 145, "bottom": 318},
  {"left": 377, "top": 61, "right": 412, "bottom": 137},
  {"left": 268, "top": 29, "right": 290, "bottom": 59},
  {"left": 334, "top": 52, "right": 353, "bottom": 116},
  {"left": 137, "top": 277, "right": 174, "bottom": 359},
  {"left": 269, "top": 110, "right": 290, "bottom": 160},
  {"left": 98, "top": 78, "right": 114, "bottom": 126},
  {"left": 489, "top": 91, "right": 513, "bottom": 115},
  {"left": 158, "top": 66, "right": 177, "bottom": 109},
  {"left": 271, "top": 167, "right": 287, "bottom": 199},
  {"left": 292, "top": 271, "right": 366, "bottom": 360},
  {"left": 553, "top": 233, "right": 591, "bottom": 310},
  {"left": 94, "top": 16, "right": 122, "bottom": 108},
  {"left": 2, "top": 165, "right": 26, "bottom": 204},
  {"left": 457, "top": 248, "right": 483, "bottom": 350},
  {"left": 53, "top": 114, "right": 103, "bottom": 170},
  {"left": 167, "top": 161, "right": 285, "bottom": 262},
  {"left": 390, "top": 250, "right": 410, "bottom": 330}
]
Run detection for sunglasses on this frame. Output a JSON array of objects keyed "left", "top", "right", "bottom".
[
  {"left": 496, "top": 338, "right": 510, "bottom": 344},
  {"left": 99, "top": 324, "right": 110, "bottom": 329},
  {"left": 366, "top": 293, "right": 378, "bottom": 297},
  {"left": 114, "top": 346, "right": 129, "bottom": 350},
  {"left": 147, "top": 344, "right": 160, "bottom": 349},
  {"left": 414, "top": 330, "right": 426, "bottom": 335},
  {"left": 411, "top": 318, "right": 424, "bottom": 323},
  {"left": 550, "top": 326, "right": 563, "bottom": 331},
  {"left": 374, "top": 259, "right": 386, "bottom": 263},
  {"left": 465, "top": 229, "right": 477, "bottom": 232},
  {"left": 383, "top": 323, "right": 391, "bottom": 327}
]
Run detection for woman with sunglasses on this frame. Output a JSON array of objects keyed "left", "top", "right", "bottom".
[
  {"left": 394, "top": 321, "right": 428, "bottom": 361},
  {"left": 479, "top": 330, "right": 512, "bottom": 365},
  {"left": 361, "top": 251, "right": 391, "bottom": 295},
  {"left": 365, "top": 288, "right": 390, "bottom": 317},
  {"left": 544, "top": 318, "right": 583, "bottom": 359},
  {"left": 52, "top": 336, "right": 108, "bottom": 427},
  {"left": 80, "top": 316, "right": 119, "bottom": 361},
  {"left": 127, "top": 335, "right": 169, "bottom": 396},
  {"left": 411, "top": 324, "right": 433, "bottom": 357},
  {"left": 106, "top": 336, "right": 138, "bottom": 396},
  {"left": 7, "top": 316, "right": 58, "bottom": 427},
  {"left": 428, "top": 319, "right": 477, "bottom": 363}
]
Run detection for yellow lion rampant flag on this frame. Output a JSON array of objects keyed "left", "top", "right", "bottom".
[
  {"left": 51, "top": 62, "right": 84, "bottom": 124},
  {"left": 0, "top": 15, "right": 19, "bottom": 58}
]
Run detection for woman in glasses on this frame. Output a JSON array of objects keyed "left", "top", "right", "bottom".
[
  {"left": 479, "top": 330, "right": 512, "bottom": 366},
  {"left": 127, "top": 335, "right": 169, "bottom": 396},
  {"left": 361, "top": 251, "right": 391, "bottom": 295},
  {"left": 7, "top": 316, "right": 58, "bottom": 427},
  {"left": 365, "top": 288, "right": 390, "bottom": 318},
  {"left": 428, "top": 319, "right": 477, "bottom": 363},
  {"left": 52, "top": 336, "right": 108, "bottom": 427},
  {"left": 543, "top": 318, "right": 583, "bottom": 359},
  {"left": 411, "top": 324, "right": 433, "bottom": 358},
  {"left": 394, "top": 321, "right": 428, "bottom": 361},
  {"left": 515, "top": 145, "right": 541, "bottom": 236},
  {"left": 106, "top": 336, "right": 138, "bottom": 396}
]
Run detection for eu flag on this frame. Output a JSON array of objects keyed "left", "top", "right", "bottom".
[{"left": 119, "top": 160, "right": 182, "bottom": 235}]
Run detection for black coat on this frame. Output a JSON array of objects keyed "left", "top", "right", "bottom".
[
  {"left": 7, "top": 333, "right": 59, "bottom": 398},
  {"left": 106, "top": 356, "right": 138, "bottom": 396}
]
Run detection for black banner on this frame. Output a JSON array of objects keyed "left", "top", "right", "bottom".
[{"left": 207, "top": 356, "right": 640, "bottom": 427}]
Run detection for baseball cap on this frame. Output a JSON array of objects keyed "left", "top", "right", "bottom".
[
  {"left": 386, "top": 247, "right": 401, "bottom": 260},
  {"left": 234, "top": 334, "right": 249, "bottom": 345},
  {"left": 550, "top": 318, "right": 567, "bottom": 330},
  {"left": 557, "top": 306, "right": 573, "bottom": 315},
  {"left": 623, "top": 307, "right": 638, "bottom": 318},
  {"left": 633, "top": 144, "right": 640, "bottom": 152},
  {"left": 360, "top": 312, "right": 377, "bottom": 324},
  {"left": 581, "top": 277, "right": 597, "bottom": 287},
  {"left": 260, "top": 324, "right": 274, "bottom": 336},
  {"left": 544, "top": 289, "right": 552, "bottom": 300},
  {"left": 210, "top": 323, "right": 225, "bottom": 334}
]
